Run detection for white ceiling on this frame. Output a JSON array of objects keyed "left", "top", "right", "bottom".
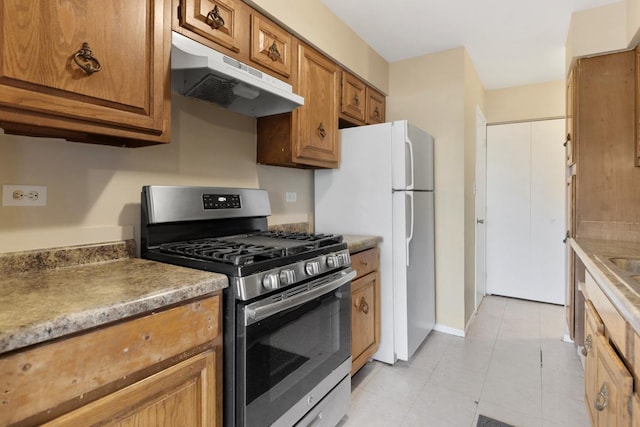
[{"left": 321, "top": 0, "right": 621, "bottom": 89}]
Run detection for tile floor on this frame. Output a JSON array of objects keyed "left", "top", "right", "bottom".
[{"left": 340, "top": 295, "right": 590, "bottom": 427}]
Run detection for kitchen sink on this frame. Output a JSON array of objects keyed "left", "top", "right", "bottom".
[{"left": 608, "top": 257, "right": 640, "bottom": 275}]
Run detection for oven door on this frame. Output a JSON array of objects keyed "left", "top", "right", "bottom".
[{"left": 236, "top": 268, "right": 355, "bottom": 427}]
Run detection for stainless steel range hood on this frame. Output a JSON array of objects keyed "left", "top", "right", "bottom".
[{"left": 171, "top": 32, "right": 304, "bottom": 117}]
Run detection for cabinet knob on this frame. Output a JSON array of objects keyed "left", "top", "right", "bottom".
[
  {"left": 374, "top": 106, "right": 380, "bottom": 119},
  {"left": 353, "top": 94, "right": 360, "bottom": 107},
  {"left": 267, "top": 41, "right": 281, "bottom": 62},
  {"left": 355, "top": 297, "right": 369, "bottom": 314},
  {"left": 205, "top": 5, "right": 225, "bottom": 30},
  {"left": 73, "top": 42, "right": 102, "bottom": 75},
  {"left": 317, "top": 122, "right": 326, "bottom": 140},
  {"left": 594, "top": 382, "right": 609, "bottom": 411}
]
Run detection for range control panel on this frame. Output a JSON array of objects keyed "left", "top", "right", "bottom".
[{"left": 203, "top": 194, "right": 241, "bottom": 210}]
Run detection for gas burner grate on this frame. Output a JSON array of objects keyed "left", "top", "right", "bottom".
[
  {"left": 160, "top": 238, "right": 286, "bottom": 266},
  {"left": 254, "top": 231, "right": 342, "bottom": 245}
]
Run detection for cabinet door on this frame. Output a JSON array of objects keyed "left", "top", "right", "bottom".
[
  {"left": 366, "top": 87, "right": 385, "bottom": 124},
  {"left": 44, "top": 350, "right": 219, "bottom": 427},
  {"left": 0, "top": 0, "right": 168, "bottom": 138},
  {"left": 294, "top": 44, "right": 340, "bottom": 168},
  {"left": 178, "top": 0, "right": 240, "bottom": 53},
  {"left": 250, "top": 14, "right": 292, "bottom": 78},
  {"left": 566, "top": 68, "right": 575, "bottom": 165},
  {"left": 593, "top": 335, "right": 633, "bottom": 426},
  {"left": 341, "top": 72, "right": 366, "bottom": 124},
  {"left": 351, "top": 272, "right": 379, "bottom": 375},
  {"left": 584, "top": 301, "right": 604, "bottom": 424}
]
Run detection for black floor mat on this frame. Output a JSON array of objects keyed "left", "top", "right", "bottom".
[{"left": 477, "top": 414, "right": 515, "bottom": 427}]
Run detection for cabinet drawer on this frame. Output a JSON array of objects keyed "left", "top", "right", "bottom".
[
  {"left": 584, "top": 271, "right": 628, "bottom": 355},
  {"left": 351, "top": 247, "right": 379, "bottom": 279},
  {"left": 178, "top": 0, "right": 241, "bottom": 53},
  {"left": 0, "top": 295, "right": 220, "bottom": 425}
]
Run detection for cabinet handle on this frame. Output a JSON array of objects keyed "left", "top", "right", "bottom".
[
  {"left": 317, "top": 122, "right": 326, "bottom": 140},
  {"left": 73, "top": 42, "right": 102, "bottom": 75},
  {"left": 355, "top": 297, "right": 369, "bottom": 314},
  {"left": 267, "top": 41, "right": 281, "bottom": 62},
  {"left": 594, "top": 382, "right": 609, "bottom": 411},
  {"left": 582, "top": 334, "right": 592, "bottom": 356},
  {"left": 353, "top": 94, "right": 360, "bottom": 107},
  {"left": 563, "top": 133, "right": 571, "bottom": 147},
  {"left": 205, "top": 5, "right": 225, "bottom": 30},
  {"left": 563, "top": 230, "right": 570, "bottom": 244},
  {"left": 374, "top": 106, "right": 381, "bottom": 119}
]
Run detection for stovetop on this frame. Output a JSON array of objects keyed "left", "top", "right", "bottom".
[{"left": 159, "top": 231, "right": 342, "bottom": 267}]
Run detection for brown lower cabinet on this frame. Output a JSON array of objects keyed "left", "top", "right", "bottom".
[
  {"left": 582, "top": 272, "right": 634, "bottom": 426},
  {"left": 350, "top": 246, "right": 381, "bottom": 375},
  {"left": 0, "top": 294, "right": 222, "bottom": 426}
]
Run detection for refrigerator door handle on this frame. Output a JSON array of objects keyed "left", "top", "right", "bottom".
[
  {"left": 406, "top": 136, "right": 415, "bottom": 190},
  {"left": 406, "top": 192, "right": 415, "bottom": 266}
]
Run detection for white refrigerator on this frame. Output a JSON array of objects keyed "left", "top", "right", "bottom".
[{"left": 314, "top": 120, "right": 435, "bottom": 364}]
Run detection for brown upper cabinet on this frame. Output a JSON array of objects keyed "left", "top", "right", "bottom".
[
  {"left": 257, "top": 44, "right": 341, "bottom": 168},
  {"left": 366, "top": 86, "right": 386, "bottom": 125},
  {"left": 637, "top": 46, "right": 640, "bottom": 166},
  {"left": 250, "top": 14, "right": 292, "bottom": 79},
  {"left": 341, "top": 72, "right": 366, "bottom": 124},
  {"left": 340, "top": 71, "right": 386, "bottom": 127},
  {"left": 177, "top": 0, "right": 241, "bottom": 53},
  {"left": 0, "top": 0, "right": 171, "bottom": 147}
]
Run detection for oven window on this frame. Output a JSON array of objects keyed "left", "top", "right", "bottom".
[{"left": 239, "top": 282, "right": 350, "bottom": 426}]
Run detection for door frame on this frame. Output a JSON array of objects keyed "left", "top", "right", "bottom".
[{"left": 474, "top": 106, "right": 487, "bottom": 310}]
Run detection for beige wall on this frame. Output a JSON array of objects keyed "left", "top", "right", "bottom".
[
  {"left": 247, "top": 0, "right": 389, "bottom": 93},
  {"left": 485, "top": 80, "right": 565, "bottom": 124},
  {"left": 388, "top": 48, "right": 468, "bottom": 331},
  {"left": 566, "top": 1, "right": 627, "bottom": 71},
  {"left": 0, "top": 0, "right": 387, "bottom": 255},
  {"left": 0, "top": 95, "right": 313, "bottom": 253},
  {"left": 629, "top": 0, "right": 640, "bottom": 45}
]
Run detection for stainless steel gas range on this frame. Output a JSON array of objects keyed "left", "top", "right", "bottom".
[{"left": 141, "top": 186, "right": 354, "bottom": 427}]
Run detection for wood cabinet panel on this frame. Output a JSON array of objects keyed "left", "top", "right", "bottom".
[
  {"left": 366, "top": 87, "right": 385, "bottom": 124},
  {"left": 351, "top": 271, "right": 380, "bottom": 376},
  {"left": 593, "top": 335, "right": 633, "bottom": 426},
  {"left": 293, "top": 44, "right": 340, "bottom": 167},
  {"left": 44, "top": 350, "right": 218, "bottom": 427},
  {"left": 250, "top": 14, "right": 292, "bottom": 78},
  {"left": 178, "top": 0, "right": 241, "bottom": 53},
  {"left": 585, "top": 300, "right": 605, "bottom": 424},
  {"left": 573, "top": 50, "right": 640, "bottom": 241},
  {"left": 341, "top": 71, "right": 366, "bottom": 124},
  {"left": 585, "top": 271, "right": 628, "bottom": 355},
  {"left": 0, "top": 0, "right": 170, "bottom": 146},
  {"left": 0, "top": 295, "right": 221, "bottom": 425},
  {"left": 351, "top": 247, "right": 378, "bottom": 279}
]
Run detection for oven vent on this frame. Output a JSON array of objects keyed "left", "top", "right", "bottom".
[{"left": 285, "top": 285, "right": 311, "bottom": 299}]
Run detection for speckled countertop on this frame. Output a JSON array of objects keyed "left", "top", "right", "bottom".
[
  {"left": 570, "top": 238, "right": 640, "bottom": 334},
  {"left": 0, "top": 240, "right": 227, "bottom": 355},
  {"left": 342, "top": 234, "right": 382, "bottom": 253}
]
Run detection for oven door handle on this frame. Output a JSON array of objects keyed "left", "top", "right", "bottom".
[{"left": 245, "top": 269, "right": 356, "bottom": 324}]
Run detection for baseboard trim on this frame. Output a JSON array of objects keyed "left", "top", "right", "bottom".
[{"left": 433, "top": 324, "right": 465, "bottom": 337}]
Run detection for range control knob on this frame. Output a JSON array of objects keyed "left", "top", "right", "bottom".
[
  {"left": 305, "top": 261, "right": 320, "bottom": 276},
  {"left": 262, "top": 273, "right": 280, "bottom": 290},
  {"left": 326, "top": 255, "right": 339, "bottom": 268},
  {"left": 338, "top": 253, "right": 351, "bottom": 266},
  {"left": 279, "top": 269, "right": 296, "bottom": 285}
]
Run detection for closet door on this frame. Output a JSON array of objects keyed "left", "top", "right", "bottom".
[{"left": 486, "top": 119, "right": 565, "bottom": 304}]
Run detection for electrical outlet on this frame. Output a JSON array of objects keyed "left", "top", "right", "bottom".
[
  {"left": 286, "top": 192, "right": 297, "bottom": 202},
  {"left": 2, "top": 185, "right": 47, "bottom": 206}
]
